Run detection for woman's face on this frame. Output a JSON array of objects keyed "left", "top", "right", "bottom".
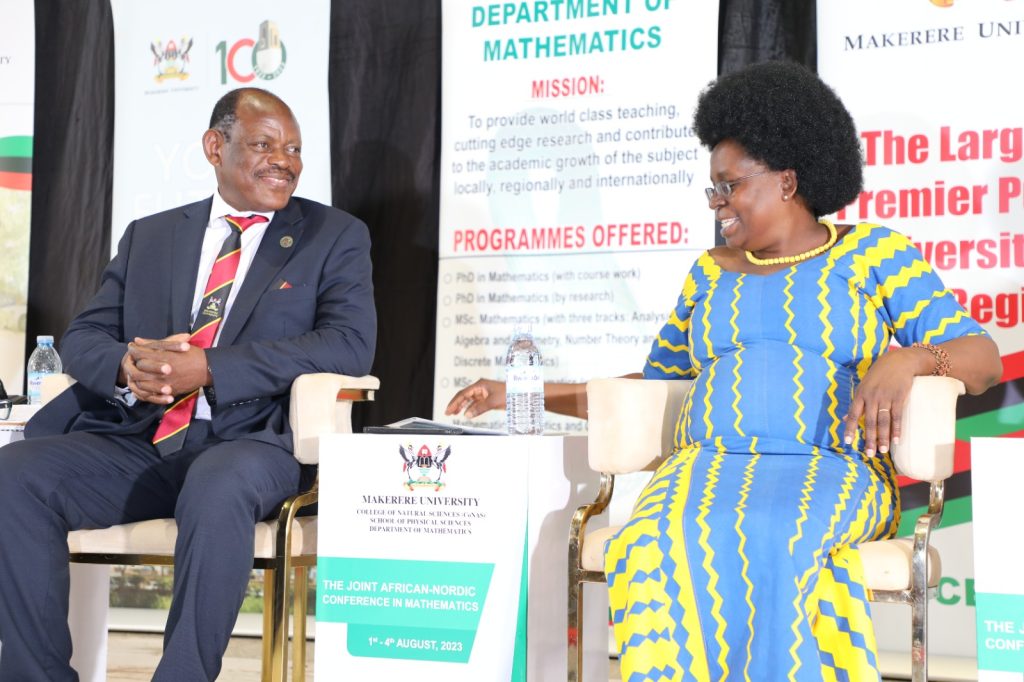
[{"left": 707, "top": 139, "right": 786, "bottom": 252}]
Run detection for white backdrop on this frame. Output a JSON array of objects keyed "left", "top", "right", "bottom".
[
  {"left": 109, "top": 0, "right": 332, "bottom": 250},
  {"left": 818, "top": 0, "right": 1024, "bottom": 673},
  {"left": 434, "top": 0, "right": 718, "bottom": 431}
]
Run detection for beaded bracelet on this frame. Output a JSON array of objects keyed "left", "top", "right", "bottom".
[{"left": 912, "top": 342, "right": 951, "bottom": 377}]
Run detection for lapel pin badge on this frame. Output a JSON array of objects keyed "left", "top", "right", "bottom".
[{"left": 280, "top": 236, "right": 294, "bottom": 248}]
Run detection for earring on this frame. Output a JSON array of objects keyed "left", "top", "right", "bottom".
[{"left": 782, "top": 194, "right": 789, "bottom": 201}]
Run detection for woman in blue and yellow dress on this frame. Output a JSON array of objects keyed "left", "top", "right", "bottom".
[
  {"left": 447, "top": 61, "right": 1002, "bottom": 681},
  {"left": 606, "top": 62, "right": 1001, "bottom": 682}
]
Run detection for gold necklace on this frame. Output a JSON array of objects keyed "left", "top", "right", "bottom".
[{"left": 744, "top": 219, "right": 838, "bottom": 266}]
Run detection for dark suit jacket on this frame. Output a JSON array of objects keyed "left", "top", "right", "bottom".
[{"left": 27, "top": 196, "right": 376, "bottom": 451}]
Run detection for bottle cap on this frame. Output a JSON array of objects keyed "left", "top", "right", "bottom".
[{"left": 37, "top": 335, "right": 54, "bottom": 344}]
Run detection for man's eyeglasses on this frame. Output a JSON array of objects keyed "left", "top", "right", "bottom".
[{"left": 704, "top": 170, "right": 768, "bottom": 202}]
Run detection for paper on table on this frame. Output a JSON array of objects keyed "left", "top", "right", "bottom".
[{"left": 385, "top": 416, "right": 506, "bottom": 436}]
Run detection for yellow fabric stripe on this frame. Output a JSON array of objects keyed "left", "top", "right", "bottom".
[
  {"left": 152, "top": 422, "right": 190, "bottom": 444},
  {"left": 782, "top": 269, "right": 808, "bottom": 444},
  {"left": 645, "top": 359, "right": 693, "bottom": 377},
  {"left": 734, "top": 442, "right": 759, "bottom": 682},
  {"left": 729, "top": 275, "right": 745, "bottom": 437},
  {"left": 891, "top": 290, "right": 947, "bottom": 330},
  {"left": 698, "top": 273, "right": 719, "bottom": 441},
  {"left": 814, "top": 552, "right": 877, "bottom": 678},
  {"left": 666, "top": 308, "right": 689, "bottom": 334},
  {"left": 785, "top": 449, "right": 823, "bottom": 680},
  {"left": 215, "top": 247, "right": 241, "bottom": 263},
  {"left": 924, "top": 310, "right": 969, "bottom": 344},
  {"left": 663, "top": 447, "right": 711, "bottom": 680},
  {"left": 203, "top": 278, "right": 235, "bottom": 298},
  {"left": 816, "top": 249, "right": 842, "bottom": 449},
  {"left": 867, "top": 259, "right": 932, "bottom": 310},
  {"left": 655, "top": 336, "right": 689, "bottom": 353},
  {"left": 190, "top": 318, "right": 221, "bottom": 339},
  {"left": 606, "top": 445, "right": 709, "bottom": 679},
  {"left": 167, "top": 389, "right": 200, "bottom": 411},
  {"left": 694, "top": 444, "right": 729, "bottom": 679}
]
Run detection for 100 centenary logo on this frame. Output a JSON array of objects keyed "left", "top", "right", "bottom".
[
  {"left": 399, "top": 444, "right": 453, "bottom": 491},
  {"left": 216, "top": 20, "right": 287, "bottom": 84}
]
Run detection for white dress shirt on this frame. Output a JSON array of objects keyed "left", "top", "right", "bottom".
[
  {"left": 190, "top": 192, "right": 273, "bottom": 419},
  {"left": 118, "top": 192, "right": 273, "bottom": 420}
]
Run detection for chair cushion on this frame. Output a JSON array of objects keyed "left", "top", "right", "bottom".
[
  {"left": 68, "top": 516, "right": 318, "bottom": 559},
  {"left": 581, "top": 525, "right": 622, "bottom": 573},
  {"left": 859, "top": 537, "right": 941, "bottom": 592}
]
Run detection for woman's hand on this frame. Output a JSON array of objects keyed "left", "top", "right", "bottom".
[
  {"left": 444, "top": 378, "right": 505, "bottom": 419},
  {"left": 843, "top": 347, "right": 929, "bottom": 457}
]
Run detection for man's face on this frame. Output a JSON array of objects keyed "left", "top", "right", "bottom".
[{"left": 203, "top": 97, "right": 303, "bottom": 212}]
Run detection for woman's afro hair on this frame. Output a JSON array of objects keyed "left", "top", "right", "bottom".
[{"left": 693, "top": 60, "right": 864, "bottom": 217}]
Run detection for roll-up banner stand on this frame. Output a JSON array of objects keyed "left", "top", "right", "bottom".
[
  {"left": 0, "top": 0, "right": 34, "bottom": 394},
  {"left": 110, "top": 0, "right": 332, "bottom": 251},
  {"left": 434, "top": 0, "right": 719, "bottom": 431},
  {"left": 819, "top": 2, "right": 1024, "bottom": 676}
]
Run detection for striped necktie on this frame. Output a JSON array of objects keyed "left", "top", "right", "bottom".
[{"left": 152, "top": 214, "right": 269, "bottom": 454}]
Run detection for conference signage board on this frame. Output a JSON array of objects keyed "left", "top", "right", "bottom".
[
  {"left": 109, "top": 0, "right": 332, "bottom": 253},
  {"left": 972, "top": 437, "right": 1024, "bottom": 678},
  {"left": 0, "top": 0, "right": 33, "bottom": 393},
  {"left": 434, "top": 0, "right": 718, "bottom": 431},
  {"left": 315, "top": 434, "right": 607, "bottom": 681},
  {"left": 818, "top": 0, "right": 1024, "bottom": 669}
]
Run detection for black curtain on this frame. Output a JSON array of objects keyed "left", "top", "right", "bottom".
[
  {"left": 27, "top": 0, "right": 815, "bottom": 423},
  {"left": 27, "top": 0, "right": 115, "bottom": 365}
]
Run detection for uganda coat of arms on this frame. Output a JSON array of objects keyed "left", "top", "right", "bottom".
[{"left": 399, "top": 443, "right": 452, "bottom": 491}]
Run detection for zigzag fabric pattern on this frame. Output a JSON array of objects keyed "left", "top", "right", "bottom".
[{"left": 608, "top": 223, "right": 989, "bottom": 681}]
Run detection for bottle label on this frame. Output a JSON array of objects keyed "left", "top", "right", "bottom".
[
  {"left": 27, "top": 371, "right": 44, "bottom": 405},
  {"left": 506, "top": 366, "right": 543, "bottom": 394}
]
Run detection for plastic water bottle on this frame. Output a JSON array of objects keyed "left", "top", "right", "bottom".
[
  {"left": 505, "top": 327, "right": 544, "bottom": 435},
  {"left": 26, "top": 335, "right": 62, "bottom": 405}
]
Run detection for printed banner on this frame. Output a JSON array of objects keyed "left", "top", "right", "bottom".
[
  {"left": 109, "top": 0, "right": 332, "bottom": 251},
  {"left": 972, "top": 437, "right": 1024, "bottom": 679},
  {"left": 315, "top": 434, "right": 606, "bottom": 681},
  {"left": 818, "top": 0, "right": 1024, "bottom": 669},
  {"left": 434, "top": 0, "right": 718, "bottom": 430},
  {"left": 0, "top": 0, "right": 34, "bottom": 394}
]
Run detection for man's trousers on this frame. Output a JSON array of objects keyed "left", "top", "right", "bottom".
[{"left": 0, "top": 423, "right": 306, "bottom": 682}]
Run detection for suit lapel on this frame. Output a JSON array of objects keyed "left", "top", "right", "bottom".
[
  {"left": 217, "top": 198, "right": 305, "bottom": 346},
  {"left": 171, "top": 198, "right": 212, "bottom": 333}
]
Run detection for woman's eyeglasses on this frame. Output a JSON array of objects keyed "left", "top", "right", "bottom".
[{"left": 704, "top": 170, "right": 768, "bottom": 202}]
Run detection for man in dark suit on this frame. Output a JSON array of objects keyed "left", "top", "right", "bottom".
[{"left": 0, "top": 88, "right": 376, "bottom": 681}]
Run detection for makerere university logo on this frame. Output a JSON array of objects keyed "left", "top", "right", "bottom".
[
  {"left": 399, "top": 443, "right": 452, "bottom": 491},
  {"left": 150, "top": 37, "right": 194, "bottom": 82}
]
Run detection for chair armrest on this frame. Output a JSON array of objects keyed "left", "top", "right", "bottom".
[
  {"left": 586, "top": 377, "right": 692, "bottom": 474},
  {"left": 890, "top": 375, "right": 965, "bottom": 482},
  {"left": 289, "top": 373, "right": 379, "bottom": 464},
  {"left": 41, "top": 373, "right": 76, "bottom": 405}
]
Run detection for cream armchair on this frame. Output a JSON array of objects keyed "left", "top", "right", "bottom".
[
  {"left": 42, "top": 372, "right": 379, "bottom": 682},
  {"left": 568, "top": 375, "right": 964, "bottom": 682}
]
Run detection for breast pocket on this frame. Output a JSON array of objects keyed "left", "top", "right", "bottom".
[{"left": 250, "top": 285, "right": 318, "bottom": 339}]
